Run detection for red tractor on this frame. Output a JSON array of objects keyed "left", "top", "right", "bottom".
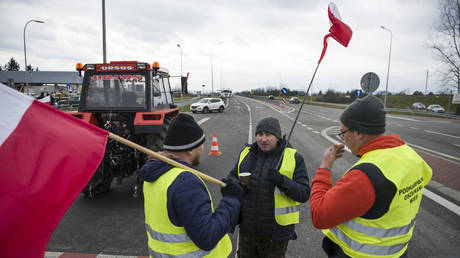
[{"left": 70, "top": 61, "right": 178, "bottom": 198}]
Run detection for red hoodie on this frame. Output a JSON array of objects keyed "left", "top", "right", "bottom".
[{"left": 310, "top": 134, "right": 405, "bottom": 229}]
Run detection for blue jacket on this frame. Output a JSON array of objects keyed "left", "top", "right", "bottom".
[{"left": 140, "top": 159, "right": 241, "bottom": 251}]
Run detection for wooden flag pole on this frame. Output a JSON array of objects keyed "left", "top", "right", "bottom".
[{"left": 108, "top": 132, "right": 226, "bottom": 187}]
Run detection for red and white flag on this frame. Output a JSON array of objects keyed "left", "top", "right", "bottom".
[
  {"left": 0, "top": 83, "right": 108, "bottom": 257},
  {"left": 38, "top": 95, "right": 51, "bottom": 105},
  {"left": 318, "top": 2, "right": 353, "bottom": 63}
]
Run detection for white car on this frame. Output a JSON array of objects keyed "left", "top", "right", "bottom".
[
  {"left": 190, "top": 98, "right": 225, "bottom": 113},
  {"left": 427, "top": 104, "right": 445, "bottom": 113},
  {"left": 412, "top": 102, "right": 425, "bottom": 110}
]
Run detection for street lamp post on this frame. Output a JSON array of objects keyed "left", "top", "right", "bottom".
[
  {"left": 210, "top": 42, "right": 222, "bottom": 95},
  {"left": 177, "top": 43, "right": 183, "bottom": 77},
  {"left": 23, "top": 19, "right": 44, "bottom": 95},
  {"left": 380, "top": 26, "right": 392, "bottom": 108}
]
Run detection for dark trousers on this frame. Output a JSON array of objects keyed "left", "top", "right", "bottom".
[
  {"left": 237, "top": 232, "right": 289, "bottom": 258},
  {"left": 322, "top": 237, "right": 409, "bottom": 258}
]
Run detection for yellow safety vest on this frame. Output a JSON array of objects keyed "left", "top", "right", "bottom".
[
  {"left": 323, "top": 144, "right": 432, "bottom": 258},
  {"left": 144, "top": 167, "right": 232, "bottom": 257},
  {"left": 237, "top": 146, "right": 300, "bottom": 226}
]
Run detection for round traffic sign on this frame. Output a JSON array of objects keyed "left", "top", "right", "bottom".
[{"left": 360, "top": 72, "right": 380, "bottom": 93}]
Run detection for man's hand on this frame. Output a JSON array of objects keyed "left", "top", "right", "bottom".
[
  {"left": 320, "top": 144, "right": 345, "bottom": 169},
  {"left": 267, "top": 168, "right": 284, "bottom": 186},
  {"left": 221, "top": 178, "right": 244, "bottom": 203}
]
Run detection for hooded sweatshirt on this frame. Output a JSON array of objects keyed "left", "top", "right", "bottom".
[{"left": 140, "top": 159, "right": 240, "bottom": 251}]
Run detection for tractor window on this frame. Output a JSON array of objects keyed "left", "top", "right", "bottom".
[
  {"left": 162, "top": 77, "right": 173, "bottom": 104},
  {"left": 152, "top": 75, "right": 167, "bottom": 107},
  {"left": 84, "top": 73, "right": 147, "bottom": 109}
]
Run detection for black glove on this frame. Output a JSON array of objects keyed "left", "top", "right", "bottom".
[
  {"left": 221, "top": 178, "right": 244, "bottom": 203},
  {"left": 267, "top": 168, "right": 284, "bottom": 186}
]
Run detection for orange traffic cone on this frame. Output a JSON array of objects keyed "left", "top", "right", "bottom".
[{"left": 208, "top": 132, "right": 222, "bottom": 156}]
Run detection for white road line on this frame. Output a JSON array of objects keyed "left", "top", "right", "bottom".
[
  {"left": 312, "top": 131, "right": 320, "bottom": 134},
  {"left": 321, "top": 126, "right": 460, "bottom": 217},
  {"left": 424, "top": 130, "right": 460, "bottom": 140},
  {"left": 387, "top": 115, "right": 420, "bottom": 122},
  {"left": 242, "top": 102, "right": 252, "bottom": 144},
  {"left": 301, "top": 124, "right": 307, "bottom": 127},
  {"left": 454, "top": 144, "right": 460, "bottom": 148},
  {"left": 396, "top": 124, "right": 403, "bottom": 127},
  {"left": 307, "top": 127, "right": 313, "bottom": 130},
  {"left": 423, "top": 189, "right": 460, "bottom": 216},
  {"left": 197, "top": 117, "right": 210, "bottom": 125},
  {"left": 410, "top": 127, "right": 419, "bottom": 130},
  {"left": 407, "top": 142, "right": 460, "bottom": 163}
]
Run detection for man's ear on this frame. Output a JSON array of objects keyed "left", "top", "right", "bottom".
[{"left": 184, "top": 149, "right": 194, "bottom": 157}]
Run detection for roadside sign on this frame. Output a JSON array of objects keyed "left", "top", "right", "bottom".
[
  {"left": 355, "top": 89, "right": 363, "bottom": 97},
  {"left": 360, "top": 72, "right": 379, "bottom": 94},
  {"left": 281, "top": 87, "right": 287, "bottom": 95},
  {"left": 281, "top": 98, "right": 286, "bottom": 104},
  {"left": 453, "top": 93, "right": 460, "bottom": 104}
]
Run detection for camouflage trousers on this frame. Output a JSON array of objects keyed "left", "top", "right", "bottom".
[{"left": 237, "top": 232, "right": 289, "bottom": 258}]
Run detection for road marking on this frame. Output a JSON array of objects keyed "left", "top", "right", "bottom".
[
  {"left": 242, "top": 102, "right": 252, "bottom": 144},
  {"left": 387, "top": 115, "right": 420, "bottom": 122},
  {"left": 307, "top": 127, "right": 313, "bottom": 130},
  {"left": 197, "top": 117, "right": 210, "bottom": 125},
  {"left": 454, "top": 144, "right": 460, "bottom": 148},
  {"left": 407, "top": 142, "right": 460, "bottom": 163},
  {"left": 302, "top": 124, "right": 307, "bottom": 127},
  {"left": 396, "top": 124, "right": 403, "bottom": 127},
  {"left": 255, "top": 106, "right": 264, "bottom": 108},
  {"left": 312, "top": 131, "right": 320, "bottom": 134},
  {"left": 424, "top": 130, "right": 460, "bottom": 140},
  {"left": 321, "top": 126, "right": 460, "bottom": 217},
  {"left": 423, "top": 189, "right": 460, "bottom": 216},
  {"left": 410, "top": 127, "right": 419, "bottom": 130}
]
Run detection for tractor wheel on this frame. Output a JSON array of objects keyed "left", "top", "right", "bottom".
[{"left": 146, "top": 116, "right": 171, "bottom": 152}]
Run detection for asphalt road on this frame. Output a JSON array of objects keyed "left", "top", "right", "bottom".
[{"left": 47, "top": 95, "right": 460, "bottom": 257}]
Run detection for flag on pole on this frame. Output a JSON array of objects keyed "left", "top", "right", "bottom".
[
  {"left": 318, "top": 2, "right": 353, "bottom": 64},
  {"left": 0, "top": 83, "right": 108, "bottom": 258}
]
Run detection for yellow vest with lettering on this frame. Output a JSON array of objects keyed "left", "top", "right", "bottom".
[
  {"left": 238, "top": 146, "right": 300, "bottom": 226},
  {"left": 144, "top": 167, "right": 232, "bottom": 257},
  {"left": 322, "top": 144, "right": 432, "bottom": 258}
]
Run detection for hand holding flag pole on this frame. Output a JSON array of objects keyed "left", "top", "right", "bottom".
[{"left": 275, "top": 2, "right": 352, "bottom": 169}]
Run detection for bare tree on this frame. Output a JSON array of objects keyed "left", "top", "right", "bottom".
[{"left": 430, "top": 0, "right": 460, "bottom": 93}]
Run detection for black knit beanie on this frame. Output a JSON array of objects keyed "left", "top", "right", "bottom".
[
  {"left": 255, "top": 117, "right": 282, "bottom": 139},
  {"left": 163, "top": 114, "right": 205, "bottom": 151},
  {"left": 340, "top": 95, "right": 386, "bottom": 134}
]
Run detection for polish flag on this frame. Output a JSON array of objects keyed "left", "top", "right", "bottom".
[
  {"left": 0, "top": 83, "right": 108, "bottom": 258},
  {"left": 318, "top": 2, "right": 353, "bottom": 63},
  {"left": 38, "top": 95, "right": 51, "bottom": 105}
]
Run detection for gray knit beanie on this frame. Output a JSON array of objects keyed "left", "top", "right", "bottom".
[
  {"left": 255, "top": 117, "right": 282, "bottom": 139},
  {"left": 340, "top": 95, "right": 386, "bottom": 134}
]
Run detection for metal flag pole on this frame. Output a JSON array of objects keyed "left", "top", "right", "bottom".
[{"left": 274, "top": 62, "right": 321, "bottom": 169}]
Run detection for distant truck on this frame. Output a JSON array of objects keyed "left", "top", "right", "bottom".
[
  {"left": 69, "top": 61, "right": 179, "bottom": 198},
  {"left": 221, "top": 89, "right": 232, "bottom": 98}
]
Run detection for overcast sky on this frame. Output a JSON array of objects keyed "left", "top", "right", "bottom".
[{"left": 0, "top": 0, "right": 446, "bottom": 94}]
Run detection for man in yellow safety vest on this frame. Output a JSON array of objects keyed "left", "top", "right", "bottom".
[
  {"left": 140, "top": 113, "right": 244, "bottom": 257},
  {"left": 226, "top": 117, "right": 310, "bottom": 258},
  {"left": 310, "top": 96, "right": 432, "bottom": 258}
]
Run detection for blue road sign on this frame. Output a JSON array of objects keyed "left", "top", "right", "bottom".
[
  {"left": 281, "top": 87, "right": 287, "bottom": 95},
  {"left": 355, "top": 89, "right": 363, "bottom": 97}
]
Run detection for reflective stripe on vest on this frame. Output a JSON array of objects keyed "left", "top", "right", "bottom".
[
  {"left": 323, "top": 144, "right": 432, "bottom": 258},
  {"left": 237, "top": 146, "right": 300, "bottom": 226},
  {"left": 144, "top": 167, "right": 232, "bottom": 257}
]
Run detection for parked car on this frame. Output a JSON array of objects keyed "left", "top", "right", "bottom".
[
  {"left": 289, "top": 97, "right": 300, "bottom": 104},
  {"left": 412, "top": 102, "right": 426, "bottom": 109},
  {"left": 268, "top": 95, "right": 274, "bottom": 100},
  {"left": 58, "top": 96, "right": 80, "bottom": 106},
  {"left": 190, "top": 98, "right": 225, "bottom": 113},
  {"left": 427, "top": 104, "right": 445, "bottom": 113}
]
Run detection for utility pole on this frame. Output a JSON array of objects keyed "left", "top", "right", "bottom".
[
  {"left": 102, "top": 0, "right": 107, "bottom": 63},
  {"left": 425, "top": 69, "right": 429, "bottom": 95}
]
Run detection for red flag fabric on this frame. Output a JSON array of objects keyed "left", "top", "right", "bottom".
[
  {"left": 318, "top": 2, "right": 353, "bottom": 63},
  {"left": 0, "top": 83, "right": 108, "bottom": 258}
]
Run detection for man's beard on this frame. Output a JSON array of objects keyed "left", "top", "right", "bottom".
[{"left": 191, "top": 153, "right": 201, "bottom": 166}]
